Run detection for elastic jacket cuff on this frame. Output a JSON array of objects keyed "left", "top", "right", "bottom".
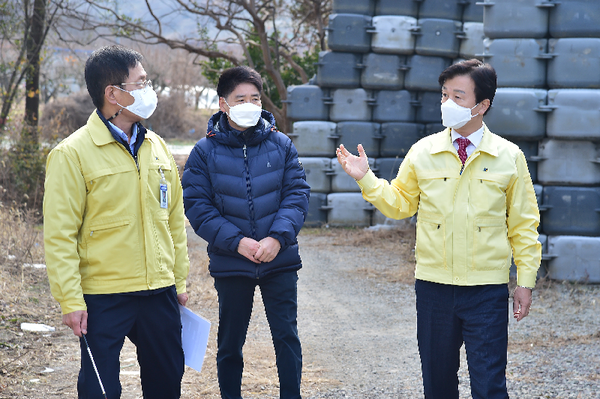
[
  {"left": 356, "top": 169, "right": 378, "bottom": 191},
  {"left": 60, "top": 299, "right": 87, "bottom": 315}
]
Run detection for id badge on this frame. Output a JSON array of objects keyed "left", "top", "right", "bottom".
[
  {"left": 160, "top": 183, "right": 168, "bottom": 209},
  {"left": 159, "top": 166, "right": 168, "bottom": 209}
]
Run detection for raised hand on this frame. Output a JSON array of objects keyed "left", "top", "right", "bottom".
[{"left": 336, "top": 144, "right": 370, "bottom": 181}]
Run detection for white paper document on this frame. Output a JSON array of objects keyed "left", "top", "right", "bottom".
[{"left": 179, "top": 305, "right": 211, "bottom": 372}]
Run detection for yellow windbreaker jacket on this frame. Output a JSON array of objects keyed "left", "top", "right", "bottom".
[
  {"left": 357, "top": 125, "right": 541, "bottom": 288},
  {"left": 44, "top": 112, "right": 190, "bottom": 314}
]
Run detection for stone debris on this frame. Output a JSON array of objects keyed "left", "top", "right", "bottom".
[{"left": 20, "top": 323, "right": 55, "bottom": 332}]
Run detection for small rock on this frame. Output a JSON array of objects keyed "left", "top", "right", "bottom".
[
  {"left": 20, "top": 323, "right": 55, "bottom": 332},
  {"left": 23, "top": 263, "right": 46, "bottom": 269}
]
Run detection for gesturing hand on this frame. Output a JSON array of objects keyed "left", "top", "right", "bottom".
[{"left": 336, "top": 144, "right": 370, "bottom": 181}]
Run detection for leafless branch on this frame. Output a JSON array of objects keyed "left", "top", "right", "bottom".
[{"left": 50, "top": 0, "right": 331, "bottom": 130}]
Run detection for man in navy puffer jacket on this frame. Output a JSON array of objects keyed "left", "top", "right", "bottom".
[{"left": 182, "top": 66, "right": 310, "bottom": 399}]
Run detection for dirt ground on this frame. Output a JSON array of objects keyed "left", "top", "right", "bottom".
[{"left": 1, "top": 225, "right": 600, "bottom": 398}]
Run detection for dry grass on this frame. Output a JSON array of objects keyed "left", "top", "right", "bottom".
[
  {"left": 0, "top": 208, "right": 45, "bottom": 288},
  {"left": 0, "top": 208, "right": 56, "bottom": 396},
  {"left": 6, "top": 217, "right": 594, "bottom": 398},
  {"left": 0, "top": 219, "right": 344, "bottom": 398}
]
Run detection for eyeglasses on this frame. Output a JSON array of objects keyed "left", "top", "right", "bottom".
[{"left": 117, "top": 80, "right": 152, "bottom": 90}]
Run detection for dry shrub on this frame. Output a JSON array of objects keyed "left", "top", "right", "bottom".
[
  {"left": 0, "top": 150, "right": 14, "bottom": 206},
  {"left": 40, "top": 91, "right": 213, "bottom": 143},
  {"left": 0, "top": 151, "right": 45, "bottom": 212},
  {"left": 146, "top": 93, "right": 211, "bottom": 141},
  {"left": 0, "top": 115, "right": 47, "bottom": 211},
  {"left": 40, "top": 91, "right": 95, "bottom": 143}
]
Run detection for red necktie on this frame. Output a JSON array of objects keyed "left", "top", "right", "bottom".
[{"left": 456, "top": 137, "right": 470, "bottom": 164}]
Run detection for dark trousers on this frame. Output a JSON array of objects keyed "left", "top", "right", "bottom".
[
  {"left": 78, "top": 286, "right": 184, "bottom": 399},
  {"left": 214, "top": 271, "right": 302, "bottom": 399},
  {"left": 415, "top": 279, "right": 509, "bottom": 399}
]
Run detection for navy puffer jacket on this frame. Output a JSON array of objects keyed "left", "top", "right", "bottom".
[{"left": 182, "top": 110, "right": 310, "bottom": 279}]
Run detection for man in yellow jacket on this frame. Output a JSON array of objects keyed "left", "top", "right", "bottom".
[
  {"left": 43, "top": 45, "right": 190, "bottom": 399},
  {"left": 337, "top": 59, "right": 541, "bottom": 399}
]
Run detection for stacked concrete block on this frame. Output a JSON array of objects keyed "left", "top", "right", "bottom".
[
  {"left": 287, "top": 0, "right": 484, "bottom": 227},
  {"left": 287, "top": 0, "right": 599, "bottom": 282},
  {"left": 479, "top": 0, "right": 600, "bottom": 282}
]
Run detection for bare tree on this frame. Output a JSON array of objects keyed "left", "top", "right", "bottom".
[
  {"left": 0, "top": 1, "right": 63, "bottom": 210},
  {"left": 24, "top": 0, "right": 46, "bottom": 134},
  {"left": 55, "top": 0, "right": 331, "bottom": 131},
  {"left": 137, "top": 43, "right": 210, "bottom": 100},
  {"left": 0, "top": 0, "right": 61, "bottom": 134}
]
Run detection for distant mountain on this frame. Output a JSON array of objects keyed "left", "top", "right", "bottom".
[{"left": 116, "top": 1, "right": 204, "bottom": 38}]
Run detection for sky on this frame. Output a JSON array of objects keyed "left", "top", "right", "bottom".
[{"left": 115, "top": 0, "right": 209, "bottom": 39}]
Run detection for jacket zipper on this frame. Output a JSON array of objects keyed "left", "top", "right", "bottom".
[
  {"left": 243, "top": 144, "right": 256, "bottom": 233},
  {"left": 243, "top": 144, "right": 260, "bottom": 279}
]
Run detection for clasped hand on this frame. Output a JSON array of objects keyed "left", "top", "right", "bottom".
[{"left": 237, "top": 236, "right": 281, "bottom": 264}]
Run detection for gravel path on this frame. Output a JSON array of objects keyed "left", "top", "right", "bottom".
[
  {"left": 298, "top": 234, "right": 423, "bottom": 398},
  {"left": 295, "top": 232, "right": 600, "bottom": 399},
  {"left": 2, "top": 227, "right": 598, "bottom": 398}
]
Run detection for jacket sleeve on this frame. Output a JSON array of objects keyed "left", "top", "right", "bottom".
[
  {"left": 182, "top": 144, "right": 245, "bottom": 253},
  {"left": 268, "top": 140, "right": 310, "bottom": 247},
  {"left": 356, "top": 149, "right": 420, "bottom": 220},
  {"left": 167, "top": 150, "right": 190, "bottom": 294},
  {"left": 506, "top": 151, "right": 542, "bottom": 288},
  {"left": 43, "top": 148, "right": 87, "bottom": 314}
]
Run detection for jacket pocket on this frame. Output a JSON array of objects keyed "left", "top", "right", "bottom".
[
  {"left": 471, "top": 172, "right": 511, "bottom": 214},
  {"left": 83, "top": 217, "right": 142, "bottom": 280},
  {"left": 415, "top": 212, "right": 446, "bottom": 270},
  {"left": 85, "top": 165, "right": 137, "bottom": 212},
  {"left": 472, "top": 216, "right": 511, "bottom": 271}
]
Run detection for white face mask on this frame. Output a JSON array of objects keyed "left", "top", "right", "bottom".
[
  {"left": 113, "top": 85, "right": 158, "bottom": 120},
  {"left": 225, "top": 100, "right": 262, "bottom": 128},
  {"left": 441, "top": 99, "right": 479, "bottom": 130}
]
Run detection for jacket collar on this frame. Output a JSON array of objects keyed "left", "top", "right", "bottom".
[
  {"left": 430, "top": 123, "right": 499, "bottom": 158},
  {"left": 89, "top": 110, "right": 148, "bottom": 156},
  {"left": 477, "top": 124, "right": 499, "bottom": 157},
  {"left": 88, "top": 111, "right": 116, "bottom": 147}
]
